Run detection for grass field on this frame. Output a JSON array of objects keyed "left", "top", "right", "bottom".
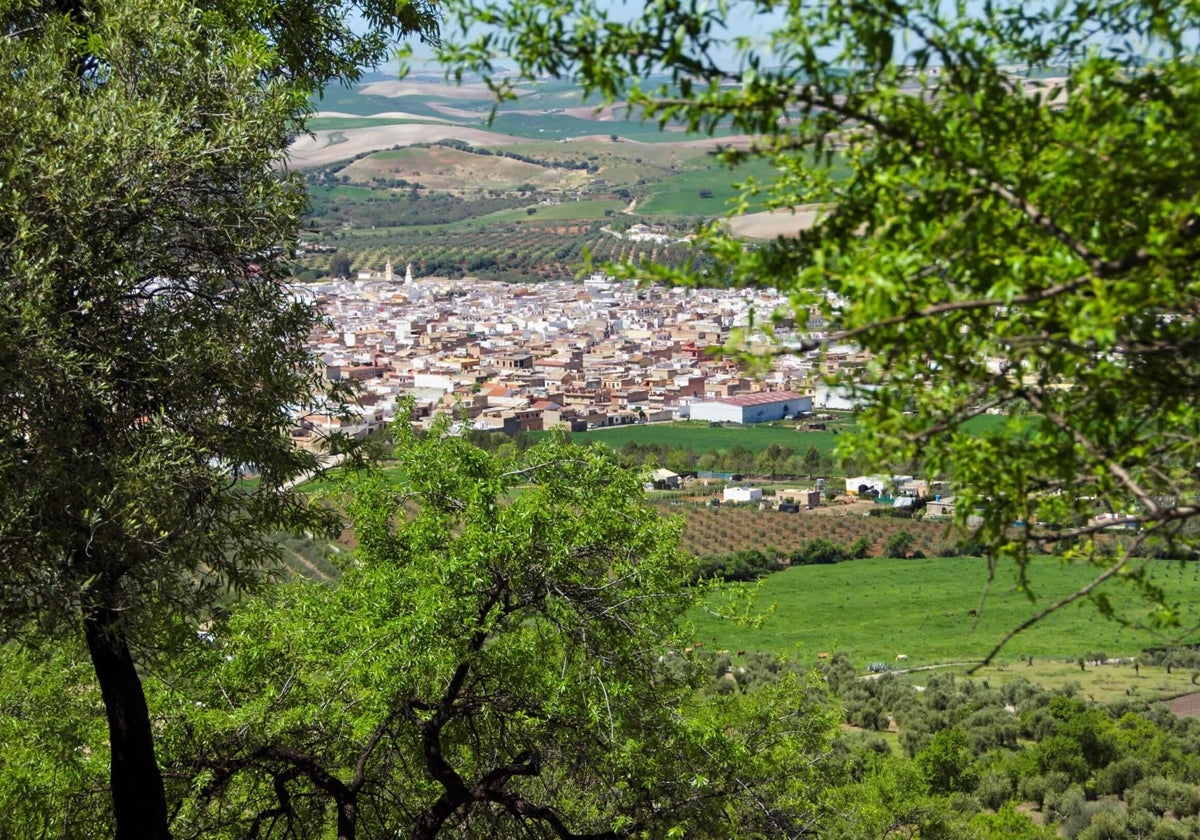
[
  {"left": 690, "top": 555, "right": 1200, "bottom": 665},
  {"left": 639, "top": 159, "right": 782, "bottom": 214},
  {"left": 565, "top": 421, "right": 845, "bottom": 456},
  {"left": 565, "top": 415, "right": 1012, "bottom": 458}
]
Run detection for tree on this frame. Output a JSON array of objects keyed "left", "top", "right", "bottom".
[
  {"left": 803, "top": 445, "right": 822, "bottom": 479},
  {"left": 330, "top": 253, "right": 353, "bottom": 278},
  {"left": 439, "top": 1, "right": 1200, "bottom": 653},
  {"left": 915, "top": 728, "right": 978, "bottom": 795},
  {"left": 160, "top": 416, "right": 836, "bottom": 838},
  {"left": 0, "top": 0, "right": 436, "bottom": 837},
  {"left": 882, "top": 531, "right": 918, "bottom": 559}
]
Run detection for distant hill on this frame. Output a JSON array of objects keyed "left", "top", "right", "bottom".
[{"left": 289, "top": 77, "right": 833, "bottom": 283}]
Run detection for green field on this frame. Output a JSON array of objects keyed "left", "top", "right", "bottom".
[
  {"left": 639, "top": 159, "right": 782, "bottom": 214},
  {"left": 568, "top": 421, "right": 843, "bottom": 457},
  {"left": 487, "top": 201, "right": 627, "bottom": 223},
  {"left": 691, "top": 555, "right": 1200, "bottom": 664},
  {"left": 565, "top": 415, "right": 1012, "bottom": 458}
]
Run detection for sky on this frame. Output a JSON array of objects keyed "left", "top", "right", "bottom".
[{"left": 360, "top": 0, "right": 787, "bottom": 75}]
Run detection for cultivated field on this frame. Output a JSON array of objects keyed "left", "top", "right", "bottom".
[
  {"left": 691, "top": 555, "right": 1200, "bottom": 666},
  {"left": 287, "top": 75, "right": 849, "bottom": 279}
]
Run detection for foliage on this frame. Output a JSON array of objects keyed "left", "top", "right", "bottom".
[
  {"left": 160, "top": 417, "right": 836, "bottom": 838},
  {"left": 0, "top": 640, "right": 111, "bottom": 838},
  {"left": 439, "top": 0, "right": 1200, "bottom": 655},
  {"left": 690, "top": 555, "right": 1200, "bottom": 661},
  {"left": 0, "top": 0, "right": 437, "bottom": 835},
  {"left": 915, "top": 728, "right": 978, "bottom": 795},
  {"left": 882, "top": 531, "right": 918, "bottom": 559}
]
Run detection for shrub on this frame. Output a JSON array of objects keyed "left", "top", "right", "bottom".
[
  {"left": 977, "top": 769, "right": 1015, "bottom": 811},
  {"left": 792, "top": 537, "right": 847, "bottom": 565},
  {"left": 882, "top": 531, "right": 917, "bottom": 558}
]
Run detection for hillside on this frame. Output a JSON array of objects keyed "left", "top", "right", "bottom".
[{"left": 287, "top": 77, "right": 830, "bottom": 282}]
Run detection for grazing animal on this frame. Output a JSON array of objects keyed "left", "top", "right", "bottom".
[
  {"left": 895, "top": 654, "right": 909, "bottom": 662},
  {"left": 816, "top": 652, "right": 830, "bottom": 660},
  {"left": 966, "top": 608, "right": 978, "bottom": 618}
]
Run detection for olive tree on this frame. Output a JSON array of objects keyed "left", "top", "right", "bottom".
[
  {"left": 159, "top": 417, "right": 836, "bottom": 839},
  {"left": 0, "top": 0, "right": 436, "bottom": 836},
  {"left": 439, "top": 0, "right": 1200, "bottom": 652}
]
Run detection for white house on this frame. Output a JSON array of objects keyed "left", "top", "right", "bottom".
[
  {"left": 689, "top": 390, "right": 811, "bottom": 424},
  {"left": 723, "top": 486, "right": 763, "bottom": 503}
]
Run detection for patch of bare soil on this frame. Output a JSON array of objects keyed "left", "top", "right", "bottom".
[
  {"left": 1164, "top": 692, "right": 1200, "bottom": 718},
  {"left": 287, "top": 125, "right": 538, "bottom": 168},
  {"left": 1014, "top": 802, "right": 1045, "bottom": 826},
  {"left": 561, "top": 104, "right": 622, "bottom": 120},
  {"left": 805, "top": 498, "right": 876, "bottom": 517},
  {"left": 728, "top": 205, "right": 827, "bottom": 239},
  {"left": 426, "top": 102, "right": 489, "bottom": 120}
]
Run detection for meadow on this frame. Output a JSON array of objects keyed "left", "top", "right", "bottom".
[
  {"left": 570, "top": 421, "right": 844, "bottom": 457},
  {"left": 691, "top": 554, "right": 1200, "bottom": 665},
  {"left": 564, "top": 415, "right": 1010, "bottom": 457}
]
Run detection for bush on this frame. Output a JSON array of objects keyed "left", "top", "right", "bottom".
[
  {"left": 1045, "top": 785, "right": 1089, "bottom": 837},
  {"left": 977, "top": 769, "right": 1015, "bottom": 811},
  {"left": 791, "top": 537, "right": 847, "bottom": 565},
  {"left": 1074, "top": 806, "right": 1130, "bottom": 840},
  {"left": 882, "top": 531, "right": 917, "bottom": 558},
  {"left": 849, "top": 536, "right": 872, "bottom": 558}
]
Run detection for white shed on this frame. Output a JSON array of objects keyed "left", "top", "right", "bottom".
[{"left": 723, "top": 486, "right": 763, "bottom": 503}]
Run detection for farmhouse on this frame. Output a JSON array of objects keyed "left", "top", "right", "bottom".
[
  {"left": 723, "top": 486, "right": 763, "bottom": 503},
  {"left": 689, "top": 390, "right": 812, "bottom": 424},
  {"left": 645, "top": 468, "right": 681, "bottom": 491},
  {"left": 925, "top": 496, "right": 955, "bottom": 517}
]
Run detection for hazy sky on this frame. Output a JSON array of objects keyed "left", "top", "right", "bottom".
[{"left": 367, "top": 0, "right": 787, "bottom": 74}]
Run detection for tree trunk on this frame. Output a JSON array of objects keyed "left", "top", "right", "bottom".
[
  {"left": 83, "top": 605, "right": 171, "bottom": 840},
  {"left": 337, "top": 797, "right": 358, "bottom": 840}
]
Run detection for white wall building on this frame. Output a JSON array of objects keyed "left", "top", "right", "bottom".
[{"left": 689, "top": 390, "right": 811, "bottom": 424}]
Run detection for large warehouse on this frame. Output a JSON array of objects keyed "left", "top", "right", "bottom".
[{"left": 689, "top": 390, "right": 812, "bottom": 424}]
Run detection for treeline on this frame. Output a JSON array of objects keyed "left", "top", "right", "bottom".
[
  {"left": 303, "top": 186, "right": 531, "bottom": 229},
  {"left": 431, "top": 138, "right": 598, "bottom": 172},
  {"left": 617, "top": 438, "right": 835, "bottom": 478},
  {"left": 692, "top": 532, "right": 988, "bottom": 582},
  {"left": 467, "top": 430, "right": 838, "bottom": 480}
]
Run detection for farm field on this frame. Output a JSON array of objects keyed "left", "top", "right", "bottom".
[
  {"left": 569, "top": 421, "right": 845, "bottom": 457},
  {"left": 690, "top": 555, "right": 1200, "bottom": 665},
  {"left": 564, "top": 414, "right": 1012, "bottom": 457},
  {"left": 289, "top": 77, "right": 842, "bottom": 280},
  {"left": 672, "top": 504, "right": 952, "bottom": 558}
]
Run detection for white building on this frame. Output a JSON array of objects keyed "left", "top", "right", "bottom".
[
  {"left": 689, "top": 390, "right": 811, "bottom": 424},
  {"left": 724, "top": 486, "right": 763, "bottom": 503}
]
